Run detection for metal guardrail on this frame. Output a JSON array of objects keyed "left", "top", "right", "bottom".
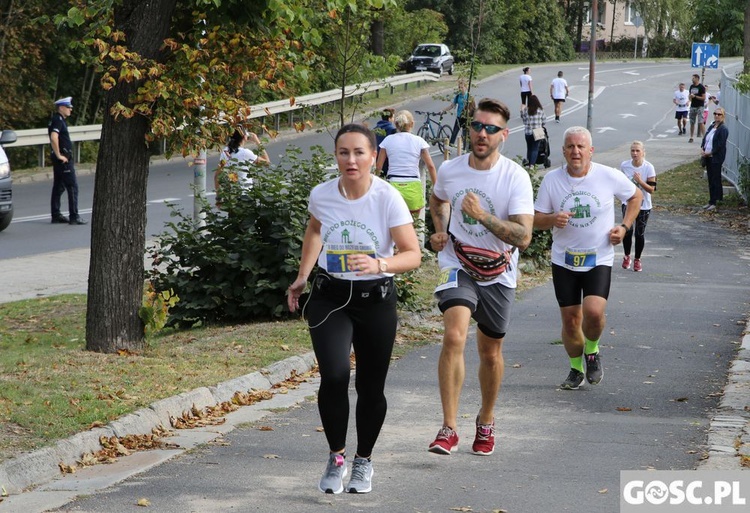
[{"left": 6, "top": 72, "right": 441, "bottom": 166}]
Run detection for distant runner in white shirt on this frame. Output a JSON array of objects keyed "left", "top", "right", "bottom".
[
  {"left": 673, "top": 83, "right": 689, "bottom": 136},
  {"left": 519, "top": 66, "right": 533, "bottom": 106},
  {"left": 549, "top": 71, "right": 569, "bottom": 122}
]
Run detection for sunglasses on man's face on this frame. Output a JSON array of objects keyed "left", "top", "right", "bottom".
[{"left": 470, "top": 121, "right": 505, "bottom": 135}]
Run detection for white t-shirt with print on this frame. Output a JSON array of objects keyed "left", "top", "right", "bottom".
[
  {"left": 309, "top": 175, "right": 412, "bottom": 280},
  {"left": 378, "top": 132, "right": 429, "bottom": 181},
  {"left": 220, "top": 147, "right": 258, "bottom": 187},
  {"left": 433, "top": 154, "right": 535, "bottom": 288},
  {"left": 620, "top": 159, "right": 656, "bottom": 210},
  {"left": 674, "top": 89, "right": 689, "bottom": 112},
  {"left": 534, "top": 162, "right": 637, "bottom": 271}
]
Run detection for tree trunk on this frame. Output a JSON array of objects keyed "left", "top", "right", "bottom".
[
  {"left": 745, "top": 1, "right": 750, "bottom": 74},
  {"left": 371, "top": 18, "right": 384, "bottom": 56},
  {"left": 85, "top": 0, "right": 177, "bottom": 353}
]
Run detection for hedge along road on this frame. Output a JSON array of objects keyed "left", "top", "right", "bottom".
[{"left": 2, "top": 59, "right": 737, "bottom": 262}]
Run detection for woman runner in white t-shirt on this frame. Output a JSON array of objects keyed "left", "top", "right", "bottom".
[
  {"left": 619, "top": 141, "right": 656, "bottom": 272},
  {"left": 287, "top": 124, "right": 421, "bottom": 495},
  {"left": 376, "top": 109, "right": 437, "bottom": 215}
]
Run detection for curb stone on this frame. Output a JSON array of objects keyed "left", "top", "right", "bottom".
[
  {"left": 698, "top": 320, "right": 750, "bottom": 471},
  {"left": 0, "top": 351, "right": 316, "bottom": 499}
]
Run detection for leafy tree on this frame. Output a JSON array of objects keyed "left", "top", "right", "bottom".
[
  {"left": 54, "top": 0, "right": 392, "bottom": 354},
  {"left": 0, "top": 0, "right": 58, "bottom": 127},
  {"left": 408, "top": 0, "right": 572, "bottom": 63},
  {"left": 689, "top": 0, "right": 745, "bottom": 56},
  {"left": 382, "top": 4, "right": 448, "bottom": 60}
]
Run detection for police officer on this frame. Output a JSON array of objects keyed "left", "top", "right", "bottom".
[{"left": 49, "top": 97, "right": 86, "bottom": 225}]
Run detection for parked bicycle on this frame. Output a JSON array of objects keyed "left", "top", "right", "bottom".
[{"left": 415, "top": 111, "right": 452, "bottom": 154}]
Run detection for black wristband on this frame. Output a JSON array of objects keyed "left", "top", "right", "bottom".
[{"left": 620, "top": 223, "right": 630, "bottom": 231}]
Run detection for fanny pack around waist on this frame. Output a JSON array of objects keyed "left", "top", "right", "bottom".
[
  {"left": 315, "top": 270, "right": 395, "bottom": 301},
  {"left": 450, "top": 233, "right": 515, "bottom": 282}
]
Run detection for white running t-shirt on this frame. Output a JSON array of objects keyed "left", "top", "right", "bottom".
[
  {"left": 620, "top": 159, "right": 656, "bottom": 210},
  {"left": 378, "top": 132, "right": 429, "bottom": 181},
  {"left": 309, "top": 175, "right": 412, "bottom": 280},
  {"left": 433, "top": 154, "right": 534, "bottom": 288},
  {"left": 534, "top": 163, "right": 637, "bottom": 271}
]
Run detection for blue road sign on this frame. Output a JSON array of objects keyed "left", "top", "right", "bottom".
[{"left": 692, "top": 43, "right": 720, "bottom": 69}]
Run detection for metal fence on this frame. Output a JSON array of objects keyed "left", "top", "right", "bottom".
[{"left": 720, "top": 70, "right": 750, "bottom": 201}]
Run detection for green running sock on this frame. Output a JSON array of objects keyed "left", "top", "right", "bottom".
[
  {"left": 569, "top": 355, "right": 584, "bottom": 373},
  {"left": 584, "top": 337, "right": 599, "bottom": 355}
]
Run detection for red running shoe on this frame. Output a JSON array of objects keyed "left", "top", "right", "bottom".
[
  {"left": 471, "top": 417, "right": 495, "bottom": 456},
  {"left": 633, "top": 259, "right": 642, "bottom": 272},
  {"left": 622, "top": 255, "right": 631, "bottom": 269},
  {"left": 428, "top": 426, "right": 459, "bottom": 455}
]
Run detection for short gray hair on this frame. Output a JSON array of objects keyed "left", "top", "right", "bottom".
[{"left": 563, "top": 126, "right": 592, "bottom": 145}]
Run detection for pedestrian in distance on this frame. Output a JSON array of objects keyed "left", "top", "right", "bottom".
[
  {"left": 427, "top": 98, "right": 535, "bottom": 457},
  {"left": 48, "top": 97, "right": 86, "bottom": 225},
  {"left": 520, "top": 94, "right": 546, "bottom": 169},
  {"left": 700, "top": 107, "right": 729, "bottom": 211},
  {"left": 550, "top": 71, "right": 569, "bottom": 122},
  {"left": 687, "top": 73, "right": 706, "bottom": 143},
  {"left": 673, "top": 82, "right": 689, "bottom": 135},
  {"left": 533, "top": 126, "right": 642, "bottom": 390},
  {"left": 373, "top": 108, "right": 396, "bottom": 175},
  {"left": 215, "top": 127, "right": 270, "bottom": 193},
  {"left": 376, "top": 110, "right": 437, "bottom": 216},
  {"left": 287, "top": 123, "right": 421, "bottom": 494},
  {"left": 619, "top": 141, "right": 656, "bottom": 272},
  {"left": 441, "top": 78, "right": 474, "bottom": 147},
  {"left": 519, "top": 66, "right": 533, "bottom": 106}
]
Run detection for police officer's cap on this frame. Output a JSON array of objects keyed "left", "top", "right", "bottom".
[{"left": 54, "top": 97, "right": 73, "bottom": 108}]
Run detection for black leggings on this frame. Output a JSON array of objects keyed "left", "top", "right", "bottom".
[
  {"left": 621, "top": 205, "right": 651, "bottom": 259},
  {"left": 305, "top": 274, "right": 397, "bottom": 458}
]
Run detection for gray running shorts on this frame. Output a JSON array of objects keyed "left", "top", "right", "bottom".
[{"left": 435, "top": 270, "right": 515, "bottom": 339}]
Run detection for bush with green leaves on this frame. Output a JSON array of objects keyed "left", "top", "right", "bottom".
[
  {"left": 525, "top": 169, "right": 552, "bottom": 267},
  {"left": 146, "top": 145, "right": 335, "bottom": 328}
]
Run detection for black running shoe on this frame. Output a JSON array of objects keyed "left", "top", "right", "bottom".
[
  {"left": 560, "top": 369, "right": 584, "bottom": 390},
  {"left": 585, "top": 353, "right": 603, "bottom": 384}
]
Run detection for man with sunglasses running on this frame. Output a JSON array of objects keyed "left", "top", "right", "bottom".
[{"left": 427, "top": 98, "right": 534, "bottom": 456}]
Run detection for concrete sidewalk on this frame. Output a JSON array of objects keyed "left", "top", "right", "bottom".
[{"left": 1, "top": 136, "right": 748, "bottom": 512}]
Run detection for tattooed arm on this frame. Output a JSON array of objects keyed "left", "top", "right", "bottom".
[{"left": 462, "top": 192, "right": 533, "bottom": 250}]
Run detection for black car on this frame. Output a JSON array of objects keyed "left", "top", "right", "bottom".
[{"left": 404, "top": 44, "right": 454, "bottom": 76}]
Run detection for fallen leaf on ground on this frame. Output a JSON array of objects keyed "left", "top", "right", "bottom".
[
  {"left": 258, "top": 426, "right": 274, "bottom": 431},
  {"left": 599, "top": 488, "right": 608, "bottom": 494},
  {"left": 616, "top": 407, "right": 632, "bottom": 412},
  {"left": 137, "top": 497, "right": 151, "bottom": 507},
  {"left": 263, "top": 454, "right": 280, "bottom": 459}
]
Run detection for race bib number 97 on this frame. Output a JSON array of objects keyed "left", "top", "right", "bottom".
[{"left": 564, "top": 248, "right": 596, "bottom": 268}]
